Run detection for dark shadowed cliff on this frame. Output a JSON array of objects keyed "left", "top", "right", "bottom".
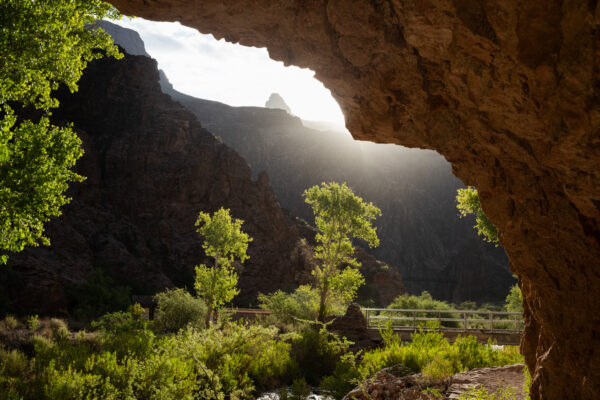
[{"left": 162, "top": 86, "right": 513, "bottom": 303}]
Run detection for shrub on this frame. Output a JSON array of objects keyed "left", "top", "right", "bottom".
[
  {"left": 176, "top": 322, "right": 296, "bottom": 396},
  {"left": 359, "top": 329, "right": 523, "bottom": 382},
  {"left": 1, "top": 315, "right": 18, "bottom": 330},
  {"left": 66, "top": 268, "right": 131, "bottom": 320},
  {"left": 27, "top": 315, "right": 39, "bottom": 332},
  {"left": 153, "top": 288, "right": 207, "bottom": 333},
  {"left": 290, "top": 327, "right": 352, "bottom": 385},
  {"left": 383, "top": 291, "right": 460, "bottom": 328},
  {"left": 320, "top": 352, "right": 362, "bottom": 399},
  {"left": 290, "top": 378, "right": 310, "bottom": 400},
  {"left": 0, "top": 348, "right": 28, "bottom": 377},
  {"left": 91, "top": 311, "right": 154, "bottom": 358},
  {"left": 258, "top": 285, "right": 346, "bottom": 329}
]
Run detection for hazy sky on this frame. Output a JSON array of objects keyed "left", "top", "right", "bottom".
[{"left": 114, "top": 17, "right": 346, "bottom": 124}]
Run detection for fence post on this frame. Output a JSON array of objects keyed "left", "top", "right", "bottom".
[
  {"left": 489, "top": 312, "right": 494, "bottom": 331},
  {"left": 413, "top": 310, "right": 416, "bottom": 328},
  {"left": 463, "top": 312, "right": 468, "bottom": 330},
  {"left": 365, "top": 309, "right": 369, "bottom": 328}
]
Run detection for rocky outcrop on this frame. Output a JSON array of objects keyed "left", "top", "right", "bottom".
[
  {"left": 264, "top": 93, "right": 291, "bottom": 114},
  {"left": 328, "top": 303, "right": 373, "bottom": 349},
  {"left": 105, "top": 1, "right": 600, "bottom": 398},
  {"left": 4, "top": 52, "right": 314, "bottom": 313},
  {"left": 343, "top": 364, "right": 526, "bottom": 400},
  {"left": 444, "top": 364, "right": 526, "bottom": 400},
  {"left": 343, "top": 367, "right": 444, "bottom": 400}
]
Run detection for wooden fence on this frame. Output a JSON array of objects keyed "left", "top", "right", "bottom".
[{"left": 362, "top": 308, "right": 523, "bottom": 333}]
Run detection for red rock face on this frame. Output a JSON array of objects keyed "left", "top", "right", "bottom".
[{"left": 106, "top": 1, "right": 600, "bottom": 399}]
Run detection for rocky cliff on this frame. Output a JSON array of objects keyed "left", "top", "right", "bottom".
[
  {"left": 105, "top": 1, "right": 600, "bottom": 398},
  {"left": 3, "top": 52, "right": 318, "bottom": 313}
]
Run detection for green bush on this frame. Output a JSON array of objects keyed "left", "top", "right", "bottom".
[
  {"left": 176, "top": 322, "right": 296, "bottom": 397},
  {"left": 258, "top": 285, "right": 346, "bottom": 329},
  {"left": 290, "top": 327, "right": 352, "bottom": 385},
  {"left": 358, "top": 328, "right": 523, "bottom": 383},
  {"left": 66, "top": 269, "right": 131, "bottom": 320},
  {"left": 383, "top": 291, "right": 460, "bottom": 328},
  {"left": 153, "top": 288, "right": 207, "bottom": 333}
]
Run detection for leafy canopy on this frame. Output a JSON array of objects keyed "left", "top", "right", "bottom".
[
  {"left": 456, "top": 187, "right": 499, "bottom": 244},
  {"left": 194, "top": 208, "right": 252, "bottom": 325},
  {"left": 303, "top": 182, "right": 380, "bottom": 320},
  {"left": 0, "top": 0, "right": 122, "bottom": 262}
]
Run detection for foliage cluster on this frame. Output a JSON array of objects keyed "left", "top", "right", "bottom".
[
  {"left": 153, "top": 288, "right": 208, "bottom": 333},
  {"left": 194, "top": 207, "right": 251, "bottom": 327},
  {"left": 0, "top": 306, "right": 524, "bottom": 400},
  {"left": 303, "top": 182, "right": 380, "bottom": 321},
  {"left": 0, "top": 0, "right": 122, "bottom": 262},
  {"left": 456, "top": 187, "right": 499, "bottom": 245}
]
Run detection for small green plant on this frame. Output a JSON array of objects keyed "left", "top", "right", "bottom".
[
  {"left": 457, "top": 386, "right": 517, "bottom": 400},
  {"left": 422, "top": 387, "right": 443, "bottom": 398},
  {"left": 291, "top": 378, "right": 310, "bottom": 400},
  {"left": 523, "top": 366, "right": 531, "bottom": 400},
  {"left": 27, "top": 314, "right": 39, "bottom": 331}
]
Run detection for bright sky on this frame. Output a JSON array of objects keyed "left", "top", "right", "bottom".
[{"left": 114, "top": 17, "right": 346, "bottom": 125}]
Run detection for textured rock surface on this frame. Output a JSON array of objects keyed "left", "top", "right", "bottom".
[
  {"left": 162, "top": 81, "right": 511, "bottom": 304},
  {"left": 4, "top": 52, "right": 314, "bottom": 312},
  {"left": 105, "top": 1, "right": 600, "bottom": 398},
  {"left": 343, "top": 367, "right": 444, "bottom": 400},
  {"left": 343, "top": 364, "right": 525, "bottom": 400},
  {"left": 445, "top": 364, "right": 526, "bottom": 400}
]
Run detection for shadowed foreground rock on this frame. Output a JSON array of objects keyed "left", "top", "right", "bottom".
[{"left": 105, "top": 1, "right": 600, "bottom": 398}]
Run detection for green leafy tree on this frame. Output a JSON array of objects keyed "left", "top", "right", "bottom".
[
  {"left": 303, "top": 182, "right": 381, "bottom": 322},
  {"left": 0, "top": 0, "right": 122, "bottom": 262},
  {"left": 456, "top": 187, "right": 499, "bottom": 244},
  {"left": 194, "top": 208, "right": 252, "bottom": 327},
  {"left": 504, "top": 284, "right": 523, "bottom": 314}
]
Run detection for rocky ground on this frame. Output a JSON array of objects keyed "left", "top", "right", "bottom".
[{"left": 344, "top": 364, "right": 526, "bottom": 400}]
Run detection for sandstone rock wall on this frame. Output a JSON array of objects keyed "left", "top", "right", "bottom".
[{"left": 105, "top": 1, "right": 600, "bottom": 398}]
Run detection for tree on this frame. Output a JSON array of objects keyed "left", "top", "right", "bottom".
[
  {"left": 303, "top": 182, "right": 381, "bottom": 321},
  {"left": 504, "top": 284, "right": 523, "bottom": 313},
  {"left": 194, "top": 207, "right": 252, "bottom": 327},
  {"left": 456, "top": 187, "right": 499, "bottom": 244},
  {"left": 0, "top": 0, "right": 122, "bottom": 262}
]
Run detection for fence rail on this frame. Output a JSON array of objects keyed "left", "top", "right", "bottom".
[{"left": 362, "top": 308, "right": 523, "bottom": 333}]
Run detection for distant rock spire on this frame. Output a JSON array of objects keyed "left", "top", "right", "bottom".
[{"left": 265, "top": 93, "right": 292, "bottom": 114}]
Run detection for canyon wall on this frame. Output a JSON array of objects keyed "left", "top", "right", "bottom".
[
  {"left": 4, "top": 52, "right": 316, "bottom": 312},
  {"left": 165, "top": 86, "right": 512, "bottom": 304},
  {"left": 105, "top": 1, "right": 600, "bottom": 399}
]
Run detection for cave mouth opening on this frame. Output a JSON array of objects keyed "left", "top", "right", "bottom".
[
  {"left": 113, "top": 17, "right": 347, "bottom": 129},
  {"left": 105, "top": 17, "right": 512, "bottom": 307}
]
